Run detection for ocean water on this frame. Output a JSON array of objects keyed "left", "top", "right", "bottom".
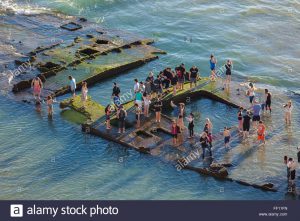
[{"left": 0, "top": 0, "right": 300, "bottom": 200}]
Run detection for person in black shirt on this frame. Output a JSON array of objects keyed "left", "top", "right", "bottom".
[
  {"left": 200, "top": 132, "right": 212, "bottom": 159},
  {"left": 224, "top": 60, "right": 232, "bottom": 89},
  {"left": 189, "top": 66, "right": 199, "bottom": 88},
  {"left": 112, "top": 82, "right": 120, "bottom": 97},
  {"left": 146, "top": 72, "right": 155, "bottom": 92},
  {"left": 154, "top": 75, "right": 163, "bottom": 97},
  {"left": 154, "top": 97, "right": 163, "bottom": 123},
  {"left": 243, "top": 111, "right": 251, "bottom": 139},
  {"left": 171, "top": 71, "right": 178, "bottom": 96},
  {"left": 264, "top": 89, "right": 272, "bottom": 114},
  {"left": 179, "top": 63, "right": 186, "bottom": 75},
  {"left": 162, "top": 67, "right": 172, "bottom": 89}
]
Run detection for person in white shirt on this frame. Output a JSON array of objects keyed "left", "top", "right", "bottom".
[
  {"left": 69, "top": 75, "right": 76, "bottom": 98},
  {"left": 133, "top": 79, "right": 140, "bottom": 93}
]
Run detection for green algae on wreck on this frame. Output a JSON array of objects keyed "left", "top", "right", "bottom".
[
  {"left": 6, "top": 13, "right": 165, "bottom": 102},
  {"left": 60, "top": 95, "right": 105, "bottom": 123},
  {"left": 61, "top": 109, "right": 88, "bottom": 124},
  {"left": 59, "top": 77, "right": 237, "bottom": 124}
]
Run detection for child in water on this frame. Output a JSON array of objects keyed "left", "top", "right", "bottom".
[
  {"left": 257, "top": 121, "right": 266, "bottom": 145},
  {"left": 46, "top": 95, "right": 53, "bottom": 117}
]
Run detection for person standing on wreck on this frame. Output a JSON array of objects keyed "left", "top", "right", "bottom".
[
  {"left": 134, "top": 79, "right": 140, "bottom": 93},
  {"left": 224, "top": 59, "right": 232, "bottom": 89},
  {"left": 154, "top": 97, "right": 163, "bottom": 123},
  {"left": 209, "top": 54, "right": 217, "bottom": 81},
  {"left": 204, "top": 118, "right": 213, "bottom": 148},
  {"left": 117, "top": 105, "right": 127, "bottom": 133},
  {"left": 189, "top": 65, "right": 199, "bottom": 88},
  {"left": 186, "top": 113, "right": 194, "bottom": 138},
  {"left": 171, "top": 120, "right": 179, "bottom": 145},
  {"left": 69, "top": 75, "right": 76, "bottom": 98},
  {"left": 284, "top": 100, "right": 293, "bottom": 125},
  {"left": 31, "top": 77, "right": 43, "bottom": 102},
  {"left": 176, "top": 66, "right": 185, "bottom": 91},
  {"left": 112, "top": 82, "right": 120, "bottom": 97},
  {"left": 247, "top": 82, "right": 255, "bottom": 106},
  {"left": 200, "top": 132, "right": 212, "bottom": 159},
  {"left": 81, "top": 81, "right": 88, "bottom": 106}
]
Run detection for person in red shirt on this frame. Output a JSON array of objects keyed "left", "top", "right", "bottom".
[{"left": 257, "top": 120, "right": 266, "bottom": 144}]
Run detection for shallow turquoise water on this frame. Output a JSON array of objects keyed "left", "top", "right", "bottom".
[{"left": 0, "top": 0, "right": 300, "bottom": 200}]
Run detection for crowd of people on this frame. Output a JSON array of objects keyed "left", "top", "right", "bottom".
[{"left": 30, "top": 55, "right": 297, "bottom": 188}]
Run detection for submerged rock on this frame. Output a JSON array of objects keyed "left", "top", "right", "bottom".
[{"left": 37, "top": 61, "right": 62, "bottom": 72}]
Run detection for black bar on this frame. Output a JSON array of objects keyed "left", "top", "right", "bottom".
[{"left": 1, "top": 200, "right": 299, "bottom": 221}]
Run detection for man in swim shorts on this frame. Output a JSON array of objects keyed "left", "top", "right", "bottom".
[{"left": 223, "top": 127, "right": 231, "bottom": 148}]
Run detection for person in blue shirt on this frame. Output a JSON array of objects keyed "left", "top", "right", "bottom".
[
  {"left": 252, "top": 98, "right": 261, "bottom": 128},
  {"left": 209, "top": 54, "right": 217, "bottom": 81},
  {"left": 68, "top": 75, "right": 76, "bottom": 98}
]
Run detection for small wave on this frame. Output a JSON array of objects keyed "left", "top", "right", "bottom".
[
  {"left": 0, "top": 0, "right": 50, "bottom": 15},
  {"left": 240, "top": 6, "right": 270, "bottom": 16}
]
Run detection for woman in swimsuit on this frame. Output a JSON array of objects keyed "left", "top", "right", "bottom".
[
  {"left": 46, "top": 95, "right": 53, "bottom": 117},
  {"left": 31, "top": 77, "right": 43, "bottom": 102},
  {"left": 247, "top": 83, "right": 255, "bottom": 105},
  {"left": 284, "top": 100, "right": 293, "bottom": 125},
  {"left": 81, "top": 82, "right": 88, "bottom": 106}
]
